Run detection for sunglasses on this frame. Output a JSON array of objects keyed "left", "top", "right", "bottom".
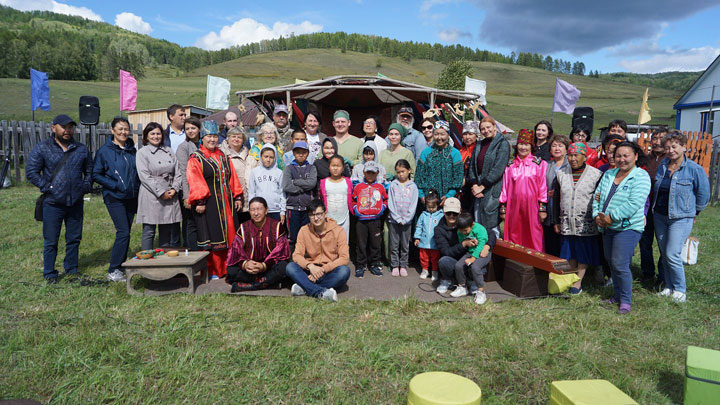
[
  {"left": 445, "top": 212, "right": 459, "bottom": 217},
  {"left": 421, "top": 125, "right": 433, "bottom": 130}
]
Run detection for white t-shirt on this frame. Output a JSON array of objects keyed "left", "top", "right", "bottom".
[
  {"left": 306, "top": 133, "right": 321, "bottom": 164},
  {"left": 325, "top": 179, "right": 349, "bottom": 224}
]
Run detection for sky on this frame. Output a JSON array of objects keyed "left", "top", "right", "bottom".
[{"left": 4, "top": 0, "right": 720, "bottom": 74}]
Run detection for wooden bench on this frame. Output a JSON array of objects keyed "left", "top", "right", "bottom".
[{"left": 121, "top": 251, "right": 209, "bottom": 295}]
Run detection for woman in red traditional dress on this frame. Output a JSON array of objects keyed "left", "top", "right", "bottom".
[{"left": 187, "top": 120, "right": 243, "bottom": 279}]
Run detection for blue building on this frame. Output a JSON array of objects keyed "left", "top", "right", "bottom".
[{"left": 674, "top": 54, "right": 720, "bottom": 135}]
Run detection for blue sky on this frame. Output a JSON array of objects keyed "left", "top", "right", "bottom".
[{"left": 4, "top": 0, "right": 720, "bottom": 74}]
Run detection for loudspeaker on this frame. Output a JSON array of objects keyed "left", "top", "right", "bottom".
[
  {"left": 79, "top": 96, "right": 100, "bottom": 125},
  {"left": 572, "top": 106, "right": 594, "bottom": 134}
]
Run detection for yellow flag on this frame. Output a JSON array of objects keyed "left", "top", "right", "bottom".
[{"left": 638, "top": 88, "right": 651, "bottom": 124}]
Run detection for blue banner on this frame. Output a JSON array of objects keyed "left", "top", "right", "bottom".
[{"left": 30, "top": 68, "right": 50, "bottom": 111}]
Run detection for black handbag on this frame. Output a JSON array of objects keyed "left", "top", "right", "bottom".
[{"left": 34, "top": 151, "right": 71, "bottom": 221}]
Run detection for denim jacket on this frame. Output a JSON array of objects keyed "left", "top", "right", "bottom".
[{"left": 652, "top": 157, "right": 710, "bottom": 219}]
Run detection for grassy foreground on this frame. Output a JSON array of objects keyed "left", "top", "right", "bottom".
[{"left": 1, "top": 185, "right": 718, "bottom": 404}]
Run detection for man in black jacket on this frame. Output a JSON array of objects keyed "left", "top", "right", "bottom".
[
  {"left": 433, "top": 197, "right": 496, "bottom": 298},
  {"left": 26, "top": 114, "right": 92, "bottom": 284}
]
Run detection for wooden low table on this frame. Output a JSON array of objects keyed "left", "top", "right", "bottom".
[{"left": 121, "top": 251, "right": 209, "bottom": 295}]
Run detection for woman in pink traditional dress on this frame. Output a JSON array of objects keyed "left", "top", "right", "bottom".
[{"left": 499, "top": 129, "right": 548, "bottom": 251}]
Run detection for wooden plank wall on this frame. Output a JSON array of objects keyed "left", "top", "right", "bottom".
[
  {"left": 636, "top": 131, "right": 714, "bottom": 176},
  {"left": 0, "top": 121, "right": 144, "bottom": 185}
]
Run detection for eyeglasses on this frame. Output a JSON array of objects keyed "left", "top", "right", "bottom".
[
  {"left": 309, "top": 211, "right": 326, "bottom": 218},
  {"left": 421, "top": 125, "right": 433, "bottom": 130},
  {"left": 363, "top": 120, "right": 375, "bottom": 126}
]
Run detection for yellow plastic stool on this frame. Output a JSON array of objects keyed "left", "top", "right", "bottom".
[
  {"left": 550, "top": 379, "right": 637, "bottom": 405},
  {"left": 408, "top": 372, "right": 481, "bottom": 405}
]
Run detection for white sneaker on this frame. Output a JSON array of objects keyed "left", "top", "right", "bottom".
[
  {"left": 658, "top": 288, "right": 673, "bottom": 297},
  {"left": 321, "top": 288, "right": 338, "bottom": 302},
  {"left": 436, "top": 280, "right": 451, "bottom": 294},
  {"left": 671, "top": 291, "right": 687, "bottom": 303},
  {"left": 107, "top": 269, "right": 126, "bottom": 282},
  {"left": 431, "top": 271, "right": 439, "bottom": 282},
  {"left": 474, "top": 291, "right": 487, "bottom": 305},
  {"left": 604, "top": 278, "right": 614, "bottom": 288},
  {"left": 419, "top": 269, "right": 430, "bottom": 279},
  {"left": 291, "top": 283, "right": 305, "bottom": 296},
  {"left": 451, "top": 285, "right": 468, "bottom": 297}
]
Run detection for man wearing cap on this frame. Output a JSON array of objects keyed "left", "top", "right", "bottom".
[
  {"left": 282, "top": 140, "right": 317, "bottom": 252},
  {"left": 433, "top": 197, "right": 497, "bottom": 296},
  {"left": 26, "top": 114, "right": 93, "bottom": 284},
  {"left": 395, "top": 107, "right": 425, "bottom": 159},
  {"left": 332, "top": 110, "right": 363, "bottom": 166},
  {"left": 272, "top": 104, "right": 294, "bottom": 153}
]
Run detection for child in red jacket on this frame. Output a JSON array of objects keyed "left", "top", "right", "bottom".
[{"left": 352, "top": 161, "right": 388, "bottom": 278}]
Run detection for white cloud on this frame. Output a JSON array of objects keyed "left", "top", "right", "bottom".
[
  {"left": 618, "top": 46, "right": 720, "bottom": 73},
  {"left": 0, "top": 0, "right": 102, "bottom": 21},
  {"left": 115, "top": 12, "right": 152, "bottom": 35},
  {"left": 438, "top": 28, "right": 472, "bottom": 43},
  {"left": 195, "top": 18, "right": 323, "bottom": 51}
]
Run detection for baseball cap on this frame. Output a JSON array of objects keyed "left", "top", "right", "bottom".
[
  {"left": 273, "top": 104, "right": 289, "bottom": 115},
  {"left": 443, "top": 197, "right": 461, "bottom": 213},
  {"left": 363, "top": 161, "right": 380, "bottom": 173},
  {"left": 292, "top": 141, "right": 309, "bottom": 151},
  {"left": 52, "top": 114, "right": 76, "bottom": 126},
  {"left": 398, "top": 107, "right": 413, "bottom": 116}
]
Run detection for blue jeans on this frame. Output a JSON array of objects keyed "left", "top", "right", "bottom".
[
  {"left": 654, "top": 214, "right": 694, "bottom": 293},
  {"left": 640, "top": 210, "right": 664, "bottom": 280},
  {"left": 438, "top": 255, "right": 459, "bottom": 282},
  {"left": 42, "top": 200, "right": 84, "bottom": 279},
  {"left": 602, "top": 229, "right": 642, "bottom": 304},
  {"left": 287, "top": 209, "right": 309, "bottom": 250},
  {"left": 104, "top": 195, "right": 137, "bottom": 272},
  {"left": 285, "top": 262, "right": 350, "bottom": 297}
]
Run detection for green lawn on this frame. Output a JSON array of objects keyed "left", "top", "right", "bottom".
[
  {"left": 1, "top": 185, "right": 718, "bottom": 403},
  {"left": 0, "top": 49, "right": 680, "bottom": 137}
]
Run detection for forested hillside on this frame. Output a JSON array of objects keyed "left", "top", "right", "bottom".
[{"left": 0, "top": 6, "right": 589, "bottom": 81}]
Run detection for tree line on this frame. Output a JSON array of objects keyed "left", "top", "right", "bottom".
[{"left": 3, "top": 5, "right": 697, "bottom": 90}]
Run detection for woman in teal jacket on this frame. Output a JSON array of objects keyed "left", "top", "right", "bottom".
[
  {"left": 652, "top": 131, "right": 710, "bottom": 303},
  {"left": 592, "top": 141, "right": 650, "bottom": 314}
]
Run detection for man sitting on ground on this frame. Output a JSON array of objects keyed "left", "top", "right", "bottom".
[{"left": 285, "top": 200, "right": 351, "bottom": 302}]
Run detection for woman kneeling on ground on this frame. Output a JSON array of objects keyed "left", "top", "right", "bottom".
[
  {"left": 226, "top": 197, "right": 290, "bottom": 292},
  {"left": 285, "top": 200, "right": 351, "bottom": 302}
]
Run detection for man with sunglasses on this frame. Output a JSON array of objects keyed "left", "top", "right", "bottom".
[
  {"left": 394, "top": 107, "right": 424, "bottom": 159},
  {"left": 433, "top": 198, "right": 496, "bottom": 295}
]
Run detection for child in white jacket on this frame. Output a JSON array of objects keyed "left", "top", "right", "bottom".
[{"left": 248, "top": 144, "right": 286, "bottom": 223}]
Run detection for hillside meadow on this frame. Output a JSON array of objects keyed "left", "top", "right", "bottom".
[{"left": 0, "top": 49, "right": 681, "bottom": 135}]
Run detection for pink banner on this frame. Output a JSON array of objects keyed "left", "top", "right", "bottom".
[{"left": 120, "top": 70, "right": 137, "bottom": 111}]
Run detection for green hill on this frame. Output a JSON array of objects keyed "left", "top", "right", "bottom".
[{"left": 0, "top": 49, "right": 681, "bottom": 136}]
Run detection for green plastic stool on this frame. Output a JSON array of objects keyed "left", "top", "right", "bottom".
[
  {"left": 408, "top": 372, "right": 481, "bottom": 405},
  {"left": 550, "top": 380, "right": 637, "bottom": 405},
  {"left": 685, "top": 345, "right": 720, "bottom": 404}
]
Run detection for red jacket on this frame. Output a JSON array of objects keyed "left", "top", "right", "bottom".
[{"left": 352, "top": 181, "right": 387, "bottom": 220}]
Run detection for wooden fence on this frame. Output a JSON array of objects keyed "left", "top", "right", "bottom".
[
  {"left": 0, "top": 120, "right": 145, "bottom": 185},
  {"left": 636, "top": 131, "right": 714, "bottom": 175}
]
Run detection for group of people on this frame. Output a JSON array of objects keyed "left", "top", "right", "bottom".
[{"left": 27, "top": 106, "right": 710, "bottom": 310}]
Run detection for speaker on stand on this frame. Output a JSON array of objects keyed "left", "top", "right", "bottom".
[
  {"left": 572, "top": 106, "right": 594, "bottom": 135},
  {"left": 79, "top": 96, "right": 102, "bottom": 194}
]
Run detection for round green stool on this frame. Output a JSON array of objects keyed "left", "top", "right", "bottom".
[{"left": 408, "top": 372, "right": 482, "bottom": 405}]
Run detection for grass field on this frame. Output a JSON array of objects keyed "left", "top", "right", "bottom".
[
  {"left": 1, "top": 185, "right": 719, "bottom": 403},
  {"left": 0, "top": 49, "right": 681, "bottom": 136}
]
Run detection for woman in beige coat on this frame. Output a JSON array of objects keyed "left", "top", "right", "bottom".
[
  {"left": 219, "top": 126, "right": 257, "bottom": 224},
  {"left": 136, "top": 122, "right": 183, "bottom": 250}
]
